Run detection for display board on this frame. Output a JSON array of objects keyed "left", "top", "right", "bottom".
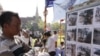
[{"left": 66, "top": 5, "right": 100, "bottom": 56}]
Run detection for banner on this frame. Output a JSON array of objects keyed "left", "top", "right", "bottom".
[
  {"left": 45, "top": 0, "right": 55, "bottom": 8},
  {"left": 53, "top": 3, "right": 66, "bottom": 22},
  {"left": 54, "top": 0, "right": 76, "bottom": 10}
]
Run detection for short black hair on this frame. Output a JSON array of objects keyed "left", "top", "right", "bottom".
[
  {"left": 0, "top": 11, "right": 19, "bottom": 27},
  {"left": 44, "top": 31, "right": 51, "bottom": 37},
  {"left": 54, "top": 31, "right": 57, "bottom": 34},
  {"left": 61, "top": 42, "right": 64, "bottom": 45}
]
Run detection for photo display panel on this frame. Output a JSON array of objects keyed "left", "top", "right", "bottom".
[{"left": 65, "top": 5, "right": 100, "bottom": 56}]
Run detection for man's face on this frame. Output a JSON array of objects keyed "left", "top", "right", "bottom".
[{"left": 7, "top": 16, "right": 21, "bottom": 36}]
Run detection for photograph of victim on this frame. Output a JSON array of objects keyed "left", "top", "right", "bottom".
[
  {"left": 77, "top": 28, "right": 92, "bottom": 43},
  {"left": 67, "top": 29, "right": 76, "bottom": 41},
  {"left": 66, "top": 44, "right": 76, "bottom": 56},
  {"left": 93, "top": 28, "right": 100, "bottom": 45},
  {"left": 93, "top": 47, "right": 100, "bottom": 56},
  {"left": 67, "top": 12, "right": 78, "bottom": 26},
  {"left": 77, "top": 45, "right": 91, "bottom": 56},
  {"left": 95, "top": 6, "right": 100, "bottom": 23},
  {"left": 78, "top": 9, "right": 93, "bottom": 25}
]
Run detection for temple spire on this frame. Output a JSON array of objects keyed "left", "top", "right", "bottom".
[{"left": 35, "top": 6, "right": 39, "bottom": 17}]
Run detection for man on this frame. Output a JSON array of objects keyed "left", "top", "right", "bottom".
[
  {"left": 14, "top": 29, "right": 32, "bottom": 47},
  {"left": 0, "top": 11, "right": 30, "bottom": 56},
  {"left": 45, "top": 31, "right": 56, "bottom": 56},
  {"left": 52, "top": 31, "right": 58, "bottom": 47}
]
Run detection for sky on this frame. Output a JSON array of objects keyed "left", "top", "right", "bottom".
[
  {"left": 0, "top": 0, "right": 88, "bottom": 23},
  {"left": 0, "top": 0, "right": 54, "bottom": 23}
]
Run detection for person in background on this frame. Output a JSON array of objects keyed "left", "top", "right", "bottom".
[
  {"left": 41, "top": 32, "right": 48, "bottom": 47},
  {"left": 52, "top": 31, "right": 58, "bottom": 47},
  {"left": 52, "top": 31, "right": 59, "bottom": 56},
  {"left": 45, "top": 31, "right": 56, "bottom": 56},
  {"left": 0, "top": 11, "right": 30, "bottom": 56},
  {"left": 60, "top": 42, "right": 65, "bottom": 56},
  {"left": 14, "top": 29, "right": 32, "bottom": 47},
  {"left": 34, "top": 38, "right": 42, "bottom": 47},
  {"left": 21, "top": 29, "right": 32, "bottom": 47}
]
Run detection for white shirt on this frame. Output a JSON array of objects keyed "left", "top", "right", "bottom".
[
  {"left": 46, "top": 36, "right": 56, "bottom": 52},
  {"left": 38, "top": 51, "right": 50, "bottom": 56},
  {"left": 52, "top": 34, "right": 58, "bottom": 42},
  {"left": 20, "top": 36, "right": 30, "bottom": 45},
  {"left": 0, "top": 35, "right": 24, "bottom": 56},
  {"left": 14, "top": 35, "right": 30, "bottom": 45}
]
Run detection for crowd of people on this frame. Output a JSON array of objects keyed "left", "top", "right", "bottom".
[
  {"left": 0, "top": 11, "right": 65, "bottom": 56},
  {"left": 33, "top": 30, "right": 65, "bottom": 56}
]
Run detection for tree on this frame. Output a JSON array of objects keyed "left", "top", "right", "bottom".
[
  {"left": 51, "top": 22, "right": 60, "bottom": 31},
  {"left": 38, "top": 19, "right": 44, "bottom": 32},
  {"left": 25, "top": 20, "right": 33, "bottom": 29},
  {"left": 51, "top": 22, "right": 65, "bottom": 35}
]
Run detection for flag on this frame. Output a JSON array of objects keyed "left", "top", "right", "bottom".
[
  {"left": 44, "top": 0, "right": 55, "bottom": 32},
  {"left": 66, "top": 0, "right": 76, "bottom": 9},
  {"left": 53, "top": 0, "right": 76, "bottom": 22},
  {"left": 53, "top": 3, "right": 66, "bottom": 22},
  {"left": 45, "top": 0, "right": 55, "bottom": 8},
  {"left": 53, "top": 0, "right": 89, "bottom": 22},
  {"left": 54, "top": 0, "right": 76, "bottom": 10}
]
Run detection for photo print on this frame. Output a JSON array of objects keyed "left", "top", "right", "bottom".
[
  {"left": 66, "top": 44, "right": 76, "bottom": 56},
  {"left": 95, "top": 6, "right": 100, "bottom": 23},
  {"left": 78, "top": 9, "right": 93, "bottom": 25},
  {"left": 93, "top": 28, "right": 100, "bottom": 45},
  {"left": 67, "top": 29, "right": 76, "bottom": 41},
  {"left": 78, "top": 28, "right": 92, "bottom": 43},
  {"left": 92, "top": 45, "right": 100, "bottom": 56},
  {"left": 77, "top": 45, "right": 91, "bottom": 56},
  {"left": 67, "top": 12, "right": 78, "bottom": 26},
  {"left": 93, "top": 48, "right": 100, "bottom": 56}
]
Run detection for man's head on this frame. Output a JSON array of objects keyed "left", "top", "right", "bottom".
[
  {"left": 54, "top": 31, "right": 57, "bottom": 34},
  {"left": 44, "top": 31, "right": 51, "bottom": 38},
  {"left": 0, "top": 11, "right": 21, "bottom": 38}
]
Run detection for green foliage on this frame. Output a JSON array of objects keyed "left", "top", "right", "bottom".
[
  {"left": 51, "top": 22, "right": 60, "bottom": 31},
  {"left": 26, "top": 21, "right": 33, "bottom": 29},
  {"left": 38, "top": 19, "right": 44, "bottom": 32},
  {"left": 38, "top": 19, "right": 44, "bottom": 29},
  {"left": 61, "top": 23, "right": 65, "bottom": 32}
]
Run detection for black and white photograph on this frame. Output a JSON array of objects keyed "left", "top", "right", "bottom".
[
  {"left": 92, "top": 45, "right": 100, "bottom": 56},
  {"left": 93, "top": 48, "right": 100, "bottom": 56},
  {"left": 67, "top": 12, "right": 78, "bottom": 26},
  {"left": 78, "top": 28, "right": 92, "bottom": 43},
  {"left": 66, "top": 44, "right": 76, "bottom": 56},
  {"left": 95, "top": 6, "right": 100, "bottom": 23},
  {"left": 93, "top": 28, "right": 100, "bottom": 45},
  {"left": 77, "top": 45, "right": 91, "bottom": 56},
  {"left": 67, "top": 29, "right": 76, "bottom": 41},
  {"left": 78, "top": 9, "right": 93, "bottom": 25}
]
